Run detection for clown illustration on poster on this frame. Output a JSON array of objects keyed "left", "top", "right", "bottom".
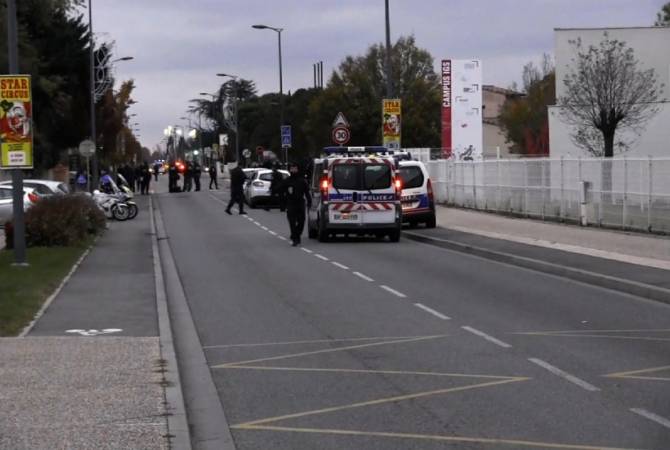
[
  {"left": 382, "top": 99, "right": 401, "bottom": 150},
  {"left": 0, "top": 75, "right": 33, "bottom": 169}
]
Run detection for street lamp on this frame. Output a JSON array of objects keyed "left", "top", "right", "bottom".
[
  {"left": 217, "top": 73, "right": 241, "bottom": 164},
  {"left": 252, "top": 23, "right": 286, "bottom": 164}
]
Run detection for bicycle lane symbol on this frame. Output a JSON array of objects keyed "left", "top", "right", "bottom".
[{"left": 65, "top": 329, "right": 123, "bottom": 336}]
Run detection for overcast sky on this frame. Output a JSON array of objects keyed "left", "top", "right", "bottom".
[{"left": 89, "top": 0, "right": 666, "bottom": 150}]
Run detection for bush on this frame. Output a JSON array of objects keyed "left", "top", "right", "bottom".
[{"left": 5, "top": 194, "right": 106, "bottom": 248}]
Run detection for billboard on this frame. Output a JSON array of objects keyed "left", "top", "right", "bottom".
[
  {"left": 441, "top": 60, "right": 482, "bottom": 160},
  {"left": 0, "top": 75, "right": 33, "bottom": 169},
  {"left": 382, "top": 98, "right": 401, "bottom": 149}
]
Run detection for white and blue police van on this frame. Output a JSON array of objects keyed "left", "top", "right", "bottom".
[{"left": 307, "top": 146, "right": 403, "bottom": 242}]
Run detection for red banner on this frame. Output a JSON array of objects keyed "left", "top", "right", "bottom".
[{"left": 441, "top": 60, "right": 452, "bottom": 158}]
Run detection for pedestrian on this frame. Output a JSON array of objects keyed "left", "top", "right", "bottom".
[
  {"left": 208, "top": 162, "right": 218, "bottom": 190},
  {"left": 141, "top": 163, "right": 151, "bottom": 195},
  {"left": 75, "top": 171, "right": 87, "bottom": 192},
  {"left": 153, "top": 162, "right": 160, "bottom": 181},
  {"left": 134, "top": 165, "right": 142, "bottom": 192},
  {"left": 226, "top": 164, "right": 247, "bottom": 215},
  {"left": 183, "top": 162, "right": 193, "bottom": 192},
  {"left": 276, "top": 162, "right": 312, "bottom": 246},
  {"left": 168, "top": 162, "right": 180, "bottom": 192},
  {"left": 193, "top": 162, "right": 202, "bottom": 192},
  {"left": 268, "top": 162, "right": 285, "bottom": 211}
]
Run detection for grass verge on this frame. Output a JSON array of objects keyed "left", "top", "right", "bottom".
[{"left": 0, "top": 238, "right": 93, "bottom": 336}]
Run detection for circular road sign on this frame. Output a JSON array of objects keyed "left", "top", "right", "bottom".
[
  {"left": 78, "top": 139, "right": 96, "bottom": 157},
  {"left": 332, "top": 126, "right": 351, "bottom": 145},
  {"left": 242, "top": 148, "right": 252, "bottom": 158}
]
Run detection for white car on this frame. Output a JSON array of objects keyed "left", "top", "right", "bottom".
[
  {"left": 0, "top": 185, "right": 42, "bottom": 224},
  {"left": 0, "top": 179, "right": 69, "bottom": 196},
  {"left": 244, "top": 169, "right": 289, "bottom": 208},
  {"left": 398, "top": 160, "right": 436, "bottom": 228}
]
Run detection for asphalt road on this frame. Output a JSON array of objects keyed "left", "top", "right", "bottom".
[{"left": 157, "top": 183, "right": 670, "bottom": 450}]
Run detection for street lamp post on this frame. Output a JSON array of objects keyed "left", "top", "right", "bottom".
[
  {"left": 252, "top": 24, "right": 286, "bottom": 164},
  {"left": 384, "top": 0, "right": 393, "bottom": 98},
  {"left": 216, "top": 73, "right": 241, "bottom": 165}
]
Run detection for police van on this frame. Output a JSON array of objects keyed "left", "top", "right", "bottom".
[{"left": 307, "top": 146, "right": 403, "bottom": 242}]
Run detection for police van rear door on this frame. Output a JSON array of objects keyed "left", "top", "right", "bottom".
[
  {"left": 359, "top": 160, "right": 396, "bottom": 226},
  {"left": 328, "top": 161, "right": 363, "bottom": 226}
]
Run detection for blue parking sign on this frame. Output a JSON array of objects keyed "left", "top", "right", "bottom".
[{"left": 281, "top": 125, "right": 291, "bottom": 148}]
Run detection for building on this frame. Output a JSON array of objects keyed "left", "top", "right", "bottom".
[
  {"left": 482, "top": 85, "right": 523, "bottom": 159},
  {"left": 548, "top": 26, "right": 670, "bottom": 158}
]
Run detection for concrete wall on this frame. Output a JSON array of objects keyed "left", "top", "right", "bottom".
[{"left": 551, "top": 27, "right": 670, "bottom": 158}]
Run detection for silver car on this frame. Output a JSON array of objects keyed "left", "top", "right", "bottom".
[
  {"left": 0, "top": 185, "right": 42, "bottom": 224},
  {"left": 0, "top": 179, "right": 69, "bottom": 196}
]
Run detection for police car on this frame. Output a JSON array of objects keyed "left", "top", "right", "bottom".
[
  {"left": 307, "top": 146, "right": 403, "bottom": 242},
  {"left": 398, "top": 160, "right": 436, "bottom": 228}
]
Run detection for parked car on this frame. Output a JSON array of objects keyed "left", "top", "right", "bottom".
[
  {"left": 398, "top": 160, "right": 436, "bottom": 228},
  {"left": 0, "top": 179, "right": 69, "bottom": 196},
  {"left": 0, "top": 185, "right": 42, "bottom": 224},
  {"left": 244, "top": 169, "right": 289, "bottom": 208}
]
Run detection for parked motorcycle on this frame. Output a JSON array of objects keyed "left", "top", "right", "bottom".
[{"left": 92, "top": 190, "right": 130, "bottom": 221}]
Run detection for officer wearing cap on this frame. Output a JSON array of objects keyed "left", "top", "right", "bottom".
[{"left": 276, "top": 162, "right": 312, "bottom": 246}]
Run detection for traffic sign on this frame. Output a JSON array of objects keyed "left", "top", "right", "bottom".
[
  {"left": 332, "top": 126, "right": 351, "bottom": 145},
  {"left": 332, "top": 112, "right": 350, "bottom": 128},
  {"left": 242, "top": 148, "right": 251, "bottom": 158},
  {"left": 281, "top": 125, "right": 292, "bottom": 148},
  {"left": 78, "top": 139, "right": 95, "bottom": 157}
]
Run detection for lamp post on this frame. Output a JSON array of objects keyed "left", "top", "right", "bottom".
[
  {"left": 252, "top": 24, "right": 286, "bottom": 164},
  {"left": 384, "top": 0, "right": 393, "bottom": 98},
  {"left": 216, "top": 73, "right": 241, "bottom": 164}
]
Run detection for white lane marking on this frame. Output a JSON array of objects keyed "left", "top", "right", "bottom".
[
  {"left": 331, "top": 262, "right": 349, "bottom": 270},
  {"left": 253, "top": 221, "right": 260, "bottom": 226},
  {"left": 528, "top": 358, "right": 600, "bottom": 392},
  {"left": 315, "top": 254, "right": 329, "bottom": 261},
  {"left": 630, "top": 408, "right": 670, "bottom": 430},
  {"left": 462, "top": 326, "right": 512, "bottom": 348},
  {"left": 414, "top": 303, "right": 451, "bottom": 320},
  {"left": 261, "top": 226, "right": 269, "bottom": 231},
  {"left": 380, "top": 285, "right": 407, "bottom": 298},
  {"left": 65, "top": 328, "right": 122, "bottom": 337},
  {"left": 353, "top": 272, "right": 374, "bottom": 282},
  {"left": 301, "top": 248, "right": 313, "bottom": 254},
  {"left": 278, "top": 236, "right": 288, "bottom": 241},
  {"left": 269, "top": 230, "right": 277, "bottom": 236}
]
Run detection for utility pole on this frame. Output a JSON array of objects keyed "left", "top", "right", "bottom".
[
  {"left": 88, "top": 0, "right": 98, "bottom": 191},
  {"left": 384, "top": 0, "right": 393, "bottom": 98},
  {"left": 6, "top": 0, "right": 27, "bottom": 265}
]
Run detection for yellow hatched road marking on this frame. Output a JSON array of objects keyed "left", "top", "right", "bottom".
[
  {"left": 513, "top": 329, "right": 670, "bottom": 335},
  {"left": 605, "top": 365, "right": 670, "bottom": 381},
  {"left": 211, "top": 334, "right": 448, "bottom": 368},
  {"left": 232, "top": 425, "right": 642, "bottom": 450},
  {"left": 232, "top": 377, "right": 527, "bottom": 428},
  {"left": 203, "top": 335, "right": 434, "bottom": 349}
]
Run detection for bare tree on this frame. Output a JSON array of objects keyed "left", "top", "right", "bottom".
[
  {"left": 558, "top": 32, "right": 663, "bottom": 157},
  {"left": 656, "top": 2, "right": 670, "bottom": 26}
]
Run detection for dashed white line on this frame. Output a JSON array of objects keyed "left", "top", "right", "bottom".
[
  {"left": 261, "top": 226, "right": 269, "bottom": 231},
  {"left": 528, "top": 358, "right": 600, "bottom": 392},
  {"left": 268, "top": 230, "right": 277, "bottom": 236},
  {"left": 414, "top": 303, "right": 451, "bottom": 320},
  {"left": 301, "top": 248, "right": 313, "bottom": 254},
  {"left": 253, "top": 221, "right": 260, "bottom": 226},
  {"left": 462, "top": 326, "right": 512, "bottom": 348},
  {"left": 331, "top": 262, "right": 349, "bottom": 270},
  {"left": 278, "top": 236, "right": 288, "bottom": 241},
  {"left": 630, "top": 408, "right": 670, "bottom": 429},
  {"left": 353, "top": 272, "right": 374, "bottom": 282},
  {"left": 315, "top": 254, "right": 329, "bottom": 261},
  {"left": 380, "top": 285, "right": 407, "bottom": 298}
]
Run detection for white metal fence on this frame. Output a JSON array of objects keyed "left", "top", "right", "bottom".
[{"left": 425, "top": 157, "right": 670, "bottom": 234}]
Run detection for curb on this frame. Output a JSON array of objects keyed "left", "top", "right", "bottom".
[
  {"left": 152, "top": 196, "right": 237, "bottom": 450},
  {"left": 150, "top": 197, "right": 192, "bottom": 450},
  {"left": 18, "top": 237, "right": 97, "bottom": 337},
  {"left": 403, "top": 230, "right": 670, "bottom": 306}
]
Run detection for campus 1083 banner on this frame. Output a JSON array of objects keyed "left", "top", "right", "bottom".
[
  {"left": 0, "top": 75, "right": 33, "bottom": 169},
  {"left": 382, "top": 98, "right": 401, "bottom": 150}
]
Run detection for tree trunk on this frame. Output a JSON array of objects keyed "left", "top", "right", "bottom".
[
  {"left": 603, "top": 128, "right": 615, "bottom": 158},
  {"left": 601, "top": 128, "right": 616, "bottom": 205}
]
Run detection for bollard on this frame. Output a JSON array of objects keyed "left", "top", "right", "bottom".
[{"left": 579, "top": 180, "right": 591, "bottom": 226}]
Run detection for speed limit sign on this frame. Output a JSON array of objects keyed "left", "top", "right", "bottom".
[{"left": 332, "top": 126, "right": 351, "bottom": 145}]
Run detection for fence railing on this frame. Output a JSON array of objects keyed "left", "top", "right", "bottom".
[{"left": 425, "top": 157, "right": 670, "bottom": 234}]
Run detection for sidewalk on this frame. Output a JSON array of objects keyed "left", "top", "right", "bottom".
[
  {"left": 0, "top": 195, "right": 170, "bottom": 450},
  {"left": 435, "top": 206, "right": 670, "bottom": 269}
]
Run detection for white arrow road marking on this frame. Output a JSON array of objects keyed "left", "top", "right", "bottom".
[{"left": 65, "top": 328, "right": 123, "bottom": 337}]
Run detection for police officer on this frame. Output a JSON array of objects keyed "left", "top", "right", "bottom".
[
  {"left": 277, "top": 162, "right": 312, "bottom": 246},
  {"left": 226, "top": 165, "right": 247, "bottom": 215},
  {"left": 268, "top": 162, "right": 284, "bottom": 211},
  {"left": 208, "top": 162, "right": 218, "bottom": 190},
  {"left": 193, "top": 162, "right": 202, "bottom": 191}
]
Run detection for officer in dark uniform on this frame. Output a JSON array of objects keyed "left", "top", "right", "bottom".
[
  {"left": 226, "top": 165, "right": 247, "bottom": 215},
  {"left": 276, "top": 162, "right": 312, "bottom": 246},
  {"left": 268, "top": 162, "right": 285, "bottom": 211},
  {"left": 193, "top": 162, "right": 202, "bottom": 191}
]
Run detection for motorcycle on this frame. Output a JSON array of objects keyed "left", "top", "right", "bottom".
[
  {"left": 115, "top": 174, "right": 139, "bottom": 219},
  {"left": 92, "top": 190, "right": 130, "bottom": 221}
]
